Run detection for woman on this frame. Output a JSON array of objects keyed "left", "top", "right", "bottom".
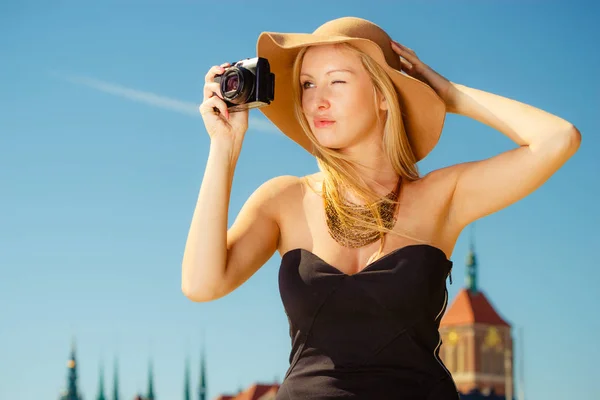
[{"left": 183, "top": 17, "right": 580, "bottom": 400}]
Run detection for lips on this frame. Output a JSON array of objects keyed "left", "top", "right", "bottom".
[{"left": 314, "top": 119, "right": 336, "bottom": 128}]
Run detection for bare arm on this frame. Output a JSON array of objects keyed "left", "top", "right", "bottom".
[
  {"left": 213, "top": 175, "right": 295, "bottom": 300},
  {"left": 385, "top": 43, "right": 580, "bottom": 230},
  {"left": 445, "top": 83, "right": 581, "bottom": 230},
  {"left": 182, "top": 61, "right": 267, "bottom": 302},
  {"left": 181, "top": 136, "right": 293, "bottom": 301},
  {"left": 181, "top": 136, "right": 237, "bottom": 301}
]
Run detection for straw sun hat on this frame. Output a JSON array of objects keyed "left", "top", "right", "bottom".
[{"left": 256, "top": 16, "right": 447, "bottom": 162}]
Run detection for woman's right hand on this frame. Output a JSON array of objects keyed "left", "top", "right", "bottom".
[{"left": 199, "top": 63, "right": 249, "bottom": 146}]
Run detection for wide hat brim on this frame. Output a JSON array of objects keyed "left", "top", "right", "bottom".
[{"left": 256, "top": 17, "right": 447, "bottom": 162}]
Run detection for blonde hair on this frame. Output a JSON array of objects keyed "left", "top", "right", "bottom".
[{"left": 291, "top": 42, "right": 425, "bottom": 255}]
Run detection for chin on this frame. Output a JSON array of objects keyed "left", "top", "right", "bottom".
[
  {"left": 313, "top": 136, "right": 344, "bottom": 150},
  {"left": 311, "top": 128, "right": 343, "bottom": 149}
]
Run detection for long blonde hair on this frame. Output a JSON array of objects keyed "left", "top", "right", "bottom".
[{"left": 292, "top": 42, "right": 424, "bottom": 254}]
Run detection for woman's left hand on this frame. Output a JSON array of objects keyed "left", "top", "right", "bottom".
[{"left": 390, "top": 40, "right": 459, "bottom": 112}]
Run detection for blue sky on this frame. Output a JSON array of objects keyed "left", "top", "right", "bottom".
[{"left": 1, "top": 1, "right": 598, "bottom": 399}]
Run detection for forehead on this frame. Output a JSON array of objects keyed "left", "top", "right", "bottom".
[{"left": 301, "top": 44, "right": 362, "bottom": 72}]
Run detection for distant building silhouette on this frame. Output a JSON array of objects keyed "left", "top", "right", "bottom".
[
  {"left": 147, "top": 358, "right": 155, "bottom": 400},
  {"left": 58, "top": 340, "right": 210, "bottom": 400},
  {"left": 198, "top": 345, "right": 207, "bottom": 400},
  {"left": 58, "top": 338, "right": 83, "bottom": 400},
  {"left": 112, "top": 356, "right": 120, "bottom": 400},
  {"left": 96, "top": 359, "right": 107, "bottom": 400}
]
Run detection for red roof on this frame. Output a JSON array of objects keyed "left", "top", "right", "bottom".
[
  {"left": 215, "top": 383, "right": 280, "bottom": 400},
  {"left": 441, "top": 288, "right": 510, "bottom": 327}
]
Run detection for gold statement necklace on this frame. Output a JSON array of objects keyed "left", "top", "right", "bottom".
[{"left": 324, "top": 176, "right": 402, "bottom": 248}]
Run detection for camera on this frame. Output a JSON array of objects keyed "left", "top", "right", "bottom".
[{"left": 214, "top": 57, "right": 275, "bottom": 112}]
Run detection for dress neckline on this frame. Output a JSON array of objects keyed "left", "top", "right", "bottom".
[{"left": 281, "top": 244, "right": 452, "bottom": 277}]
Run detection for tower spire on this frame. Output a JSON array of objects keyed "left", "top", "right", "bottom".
[
  {"left": 147, "top": 358, "right": 155, "bottom": 400},
  {"left": 96, "top": 360, "right": 107, "bottom": 400},
  {"left": 184, "top": 354, "right": 191, "bottom": 400},
  {"left": 465, "top": 224, "right": 478, "bottom": 293},
  {"left": 198, "top": 330, "right": 207, "bottom": 400},
  {"left": 60, "top": 337, "right": 82, "bottom": 400},
  {"left": 112, "top": 356, "right": 120, "bottom": 400}
]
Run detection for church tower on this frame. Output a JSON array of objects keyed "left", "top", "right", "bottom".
[
  {"left": 439, "top": 229, "right": 514, "bottom": 398},
  {"left": 96, "top": 361, "right": 107, "bottom": 400},
  {"left": 184, "top": 355, "right": 192, "bottom": 400},
  {"left": 198, "top": 335, "right": 207, "bottom": 400},
  {"left": 112, "top": 356, "right": 120, "bottom": 400},
  {"left": 146, "top": 358, "right": 155, "bottom": 400},
  {"left": 59, "top": 338, "right": 83, "bottom": 400}
]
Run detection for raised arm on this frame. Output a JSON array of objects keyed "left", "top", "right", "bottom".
[
  {"left": 445, "top": 83, "right": 581, "bottom": 230},
  {"left": 182, "top": 62, "right": 284, "bottom": 302},
  {"left": 388, "top": 40, "right": 581, "bottom": 230}
]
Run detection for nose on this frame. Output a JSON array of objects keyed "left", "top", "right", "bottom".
[
  {"left": 317, "top": 98, "right": 330, "bottom": 111},
  {"left": 307, "top": 87, "right": 331, "bottom": 113}
]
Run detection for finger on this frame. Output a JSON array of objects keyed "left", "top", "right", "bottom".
[
  {"left": 200, "top": 96, "right": 229, "bottom": 119},
  {"left": 392, "top": 40, "right": 413, "bottom": 52},
  {"left": 391, "top": 40, "right": 405, "bottom": 50},
  {"left": 399, "top": 57, "right": 413, "bottom": 71},
  {"left": 204, "top": 62, "right": 231, "bottom": 84},
  {"left": 391, "top": 41, "right": 412, "bottom": 62},
  {"left": 392, "top": 41, "right": 418, "bottom": 60},
  {"left": 396, "top": 48, "right": 420, "bottom": 67},
  {"left": 204, "top": 65, "right": 224, "bottom": 84},
  {"left": 199, "top": 96, "right": 229, "bottom": 119},
  {"left": 203, "top": 81, "right": 223, "bottom": 101}
]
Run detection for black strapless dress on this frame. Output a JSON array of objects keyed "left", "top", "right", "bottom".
[{"left": 276, "top": 244, "right": 460, "bottom": 400}]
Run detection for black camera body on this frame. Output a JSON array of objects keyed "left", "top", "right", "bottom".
[{"left": 214, "top": 57, "right": 275, "bottom": 112}]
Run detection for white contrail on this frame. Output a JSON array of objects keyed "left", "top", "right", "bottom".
[{"left": 53, "top": 72, "right": 281, "bottom": 134}]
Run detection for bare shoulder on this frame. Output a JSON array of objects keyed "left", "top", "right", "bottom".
[
  {"left": 257, "top": 174, "right": 307, "bottom": 219},
  {"left": 401, "top": 166, "right": 464, "bottom": 239},
  {"left": 408, "top": 165, "right": 460, "bottom": 203},
  {"left": 412, "top": 165, "right": 468, "bottom": 245},
  {"left": 255, "top": 174, "right": 303, "bottom": 200}
]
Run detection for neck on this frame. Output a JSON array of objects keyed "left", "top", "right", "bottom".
[
  {"left": 333, "top": 173, "right": 401, "bottom": 207},
  {"left": 340, "top": 151, "right": 399, "bottom": 195}
]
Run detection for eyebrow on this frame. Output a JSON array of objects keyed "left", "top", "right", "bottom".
[{"left": 300, "top": 69, "right": 355, "bottom": 78}]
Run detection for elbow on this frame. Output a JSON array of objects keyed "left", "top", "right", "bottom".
[
  {"left": 544, "top": 123, "right": 581, "bottom": 157},
  {"left": 558, "top": 124, "right": 581, "bottom": 159},
  {"left": 181, "top": 283, "right": 215, "bottom": 303},
  {"left": 181, "top": 272, "right": 217, "bottom": 303},
  {"left": 181, "top": 281, "right": 199, "bottom": 302},
  {"left": 181, "top": 258, "right": 229, "bottom": 302},
  {"left": 566, "top": 124, "right": 582, "bottom": 154}
]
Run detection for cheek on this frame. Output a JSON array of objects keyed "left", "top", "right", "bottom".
[
  {"left": 301, "top": 93, "right": 308, "bottom": 111},
  {"left": 301, "top": 100, "right": 312, "bottom": 128},
  {"left": 301, "top": 94, "right": 314, "bottom": 120},
  {"left": 343, "top": 92, "right": 375, "bottom": 124},
  {"left": 340, "top": 85, "right": 372, "bottom": 114}
]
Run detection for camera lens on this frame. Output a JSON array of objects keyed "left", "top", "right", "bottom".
[
  {"left": 220, "top": 66, "right": 255, "bottom": 105},
  {"left": 225, "top": 75, "right": 239, "bottom": 92}
]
